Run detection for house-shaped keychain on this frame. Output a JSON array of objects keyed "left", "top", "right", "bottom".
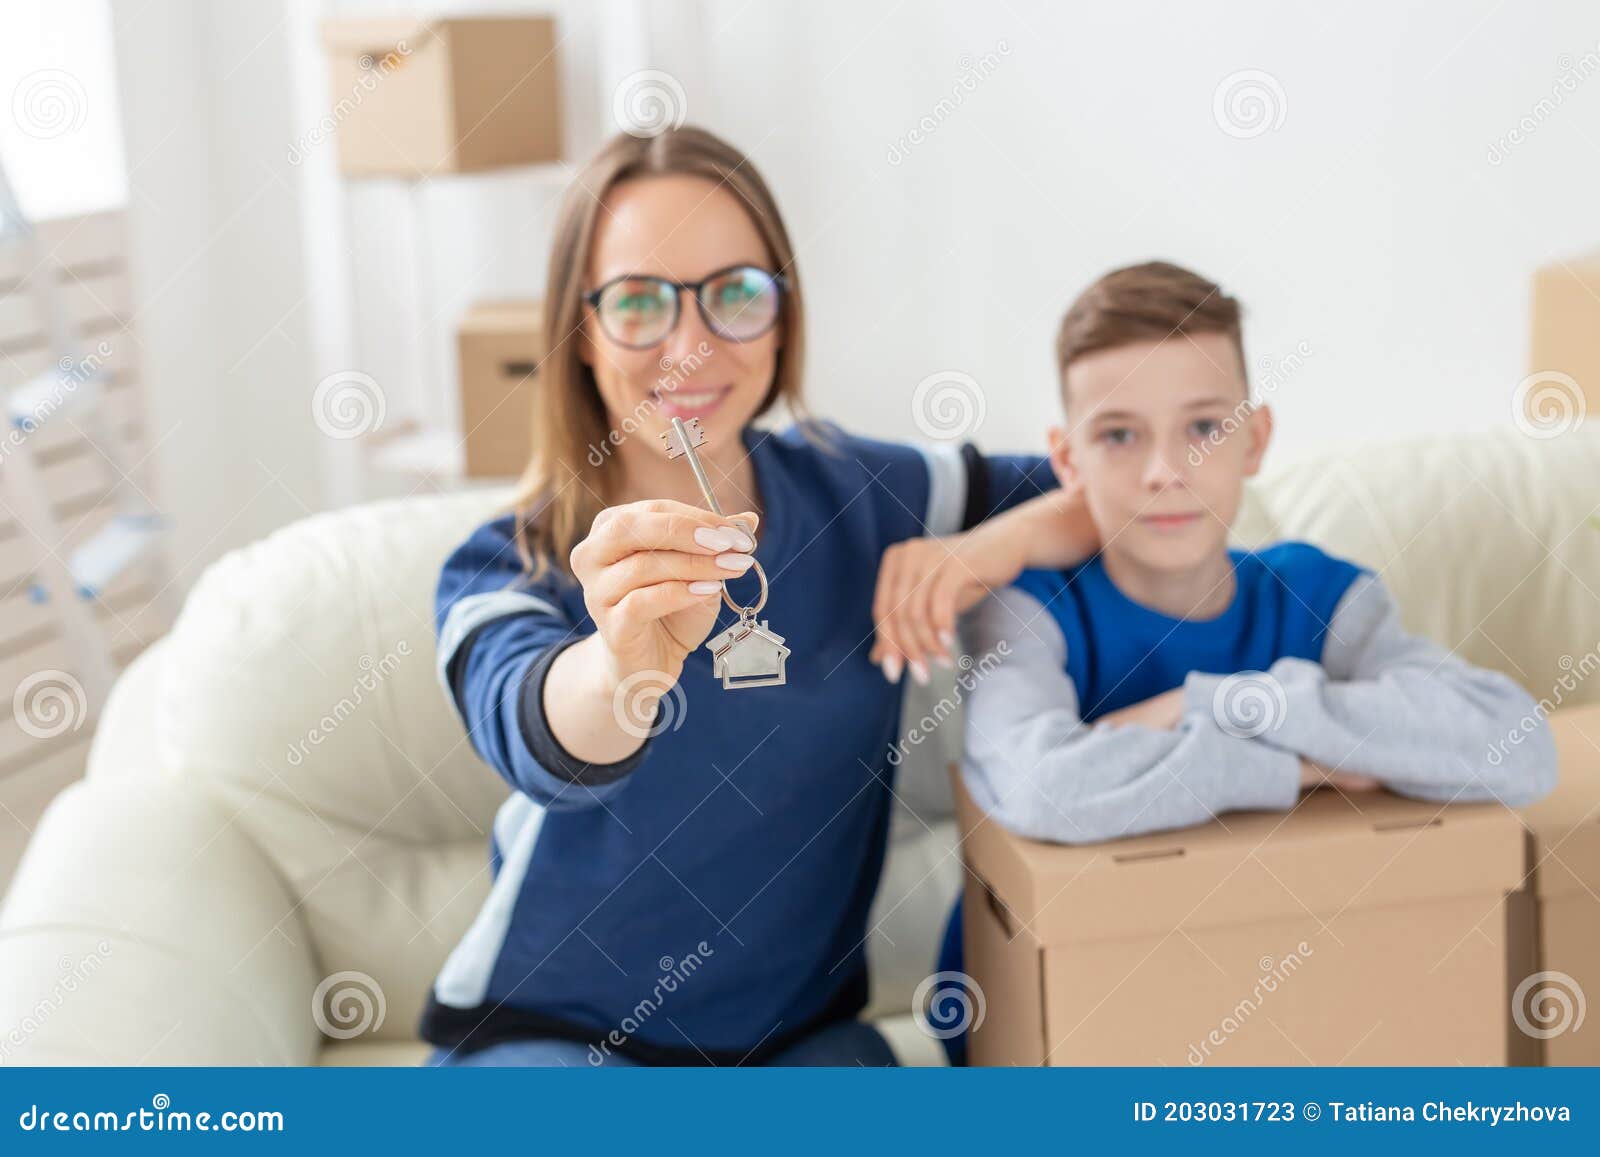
[{"left": 706, "top": 615, "right": 790, "bottom": 689}]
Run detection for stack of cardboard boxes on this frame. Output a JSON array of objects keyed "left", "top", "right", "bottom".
[
  {"left": 954, "top": 703, "right": 1599, "bottom": 1067},
  {"left": 320, "top": 17, "right": 558, "bottom": 479}
]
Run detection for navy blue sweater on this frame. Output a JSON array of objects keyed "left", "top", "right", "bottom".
[{"left": 420, "top": 424, "right": 1053, "bottom": 1064}]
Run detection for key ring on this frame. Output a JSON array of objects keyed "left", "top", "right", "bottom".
[{"left": 721, "top": 556, "right": 769, "bottom": 619}]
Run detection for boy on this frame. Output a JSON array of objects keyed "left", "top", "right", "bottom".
[{"left": 875, "top": 261, "right": 1557, "bottom": 1061}]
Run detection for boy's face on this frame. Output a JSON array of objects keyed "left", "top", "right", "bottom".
[{"left": 1050, "top": 332, "right": 1271, "bottom": 577}]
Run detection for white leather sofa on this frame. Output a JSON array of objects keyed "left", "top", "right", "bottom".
[{"left": 1, "top": 428, "right": 1596, "bottom": 1065}]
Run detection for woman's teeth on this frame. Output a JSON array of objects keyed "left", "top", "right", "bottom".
[
  {"left": 658, "top": 386, "right": 729, "bottom": 415},
  {"left": 666, "top": 389, "right": 722, "bottom": 407}
]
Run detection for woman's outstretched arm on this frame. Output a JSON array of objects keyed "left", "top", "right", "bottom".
[{"left": 436, "top": 501, "right": 756, "bottom": 808}]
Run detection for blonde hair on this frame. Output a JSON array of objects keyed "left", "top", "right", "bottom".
[{"left": 508, "top": 126, "right": 807, "bottom": 576}]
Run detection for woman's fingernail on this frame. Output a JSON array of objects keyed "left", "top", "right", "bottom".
[
  {"left": 727, "top": 530, "right": 755, "bottom": 552},
  {"left": 694, "top": 526, "right": 737, "bottom": 551},
  {"left": 716, "top": 552, "right": 755, "bottom": 571},
  {"left": 933, "top": 652, "right": 955, "bottom": 670},
  {"left": 881, "top": 654, "right": 903, "bottom": 684},
  {"left": 689, "top": 580, "right": 722, "bottom": 595},
  {"left": 939, "top": 630, "right": 956, "bottom": 650},
  {"left": 909, "top": 661, "right": 930, "bottom": 686}
]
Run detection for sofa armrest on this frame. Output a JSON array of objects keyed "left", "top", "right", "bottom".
[{"left": 0, "top": 778, "right": 322, "bottom": 1065}]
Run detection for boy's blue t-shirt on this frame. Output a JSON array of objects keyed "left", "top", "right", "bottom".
[
  {"left": 938, "top": 542, "right": 1364, "bottom": 1062},
  {"left": 1014, "top": 542, "right": 1364, "bottom": 722}
]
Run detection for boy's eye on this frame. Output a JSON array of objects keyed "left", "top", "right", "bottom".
[
  {"left": 1190, "top": 418, "right": 1221, "bottom": 439},
  {"left": 1098, "top": 427, "right": 1134, "bottom": 446}
]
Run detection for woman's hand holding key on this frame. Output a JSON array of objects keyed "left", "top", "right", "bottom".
[
  {"left": 547, "top": 500, "right": 760, "bottom": 764},
  {"left": 570, "top": 499, "right": 760, "bottom": 684}
]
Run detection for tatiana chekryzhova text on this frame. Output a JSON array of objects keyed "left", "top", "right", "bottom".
[{"left": 1326, "top": 1101, "right": 1571, "bottom": 1126}]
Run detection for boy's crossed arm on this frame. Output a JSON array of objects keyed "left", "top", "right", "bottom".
[
  {"left": 957, "top": 576, "right": 1557, "bottom": 847},
  {"left": 1094, "top": 691, "right": 1379, "bottom": 790},
  {"left": 958, "top": 586, "right": 1303, "bottom": 845},
  {"left": 869, "top": 467, "right": 1556, "bottom": 844},
  {"left": 1184, "top": 571, "right": 1557, "bottom": 807}
]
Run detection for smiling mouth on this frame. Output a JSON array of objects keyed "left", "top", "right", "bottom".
[{"left": 655, "top": 384, "right": 732, "bottom": 419}]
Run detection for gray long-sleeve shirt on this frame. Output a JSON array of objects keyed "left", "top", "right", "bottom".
[{"left": 959, "top": 572, "right": 1558, "bottom": 845}]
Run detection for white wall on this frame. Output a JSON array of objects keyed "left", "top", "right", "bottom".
[
  {"left": 686, "top": 1, "right": 1600, "bottom": 462},
  {"left": 94, "top": 0, "right": 1600, "bottom": 583},
  {"left": 317, "top": 0, "right": 1600, "bottom": 476},
  {"left": 111, "top": 1, "right": 329, "bottom": 588}
]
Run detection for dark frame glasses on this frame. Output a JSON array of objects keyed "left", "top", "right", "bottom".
[{"left": 582, "top": 264, "right": 789, "bottom": 350}]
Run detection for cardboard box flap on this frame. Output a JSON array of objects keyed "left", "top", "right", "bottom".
[
  {"left": 1535, "top": 247, "right": 1600, "bottom": 277},
  {"left": 321, "top": 18, "right": 436, "bottom": 55},
  {"left": 953, "top": 767, "right": 1526, "bottom": 945},
  {"left": 458, "top": 301, "right": 544, "bottom": 337},
  {"left": 1520, "top": 703, "right": 1600, "bottom": 899}
]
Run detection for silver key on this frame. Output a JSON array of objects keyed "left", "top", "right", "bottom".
[{"left": 660, "top": 417, "right": 786, "bottom": 689}]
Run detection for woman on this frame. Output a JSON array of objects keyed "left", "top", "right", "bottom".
[{"left": 422, "top": 126, "right": 1084, "bottom": 1067}]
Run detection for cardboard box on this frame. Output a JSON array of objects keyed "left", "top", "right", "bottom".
[
  {"left": 1518, "top": 703, "right": 1600, "bottom": 1066},
  {"left": 953, "top": 768, "right": 1535, "bottom": 1066},
  {"left": 320, "top": 17, "right": 562, "bottom": 176},
  {"left": 1527, "top": 251, "right": 1600, "bottom": 424},
  {"left": 457, "top": 301, "right": 543, "bottom": 479}
]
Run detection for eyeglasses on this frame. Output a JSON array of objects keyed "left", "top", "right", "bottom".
[{"left": 583, "top": 264, "right": 788, "bottom": 350}]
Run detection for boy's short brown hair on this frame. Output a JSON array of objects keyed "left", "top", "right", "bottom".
[{"left": 1055, "top": 261, "right": 1245, "bottom": 390}]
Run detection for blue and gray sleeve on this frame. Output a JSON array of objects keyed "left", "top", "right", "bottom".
[
  {"left": 435, "top": 521, "right": 652, "bottom": 812},
  {"left": 1183, "top": 572, "right": 1557, "bottom": 807},
  {"left": 959, "top": 587, "right": 1302, "bottom": 845},
  {"left": 908, "top": 444, "right": 1056, "bottom": 536}
]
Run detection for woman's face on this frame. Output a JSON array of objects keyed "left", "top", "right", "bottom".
[{"left": 580, "top": 173, "right": 782, "bottom": 457}]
